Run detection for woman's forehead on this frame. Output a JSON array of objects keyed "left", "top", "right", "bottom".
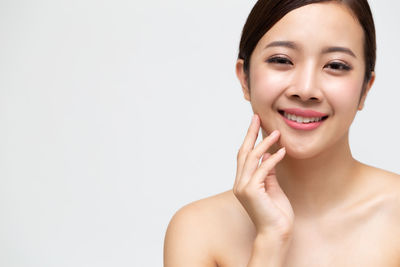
[{"left": 254, "top": 2, "right": 364, "bottom": 56}]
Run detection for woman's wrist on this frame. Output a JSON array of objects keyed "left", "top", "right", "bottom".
[
  {"left": 247, "top": 232, "right": 292, "bottom": 267},
  {"left": 256, "top": 224, "right": 293, "bottom": 244},
  {"left": 254, "top": 230, "right": 292, "bottom": 251}
]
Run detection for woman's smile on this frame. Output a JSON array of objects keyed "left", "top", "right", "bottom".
[{"left": 278, "top": 108, "right": 329, "bottom": 131}]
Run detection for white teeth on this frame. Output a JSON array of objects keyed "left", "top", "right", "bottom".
[{"left": 283, "top": 112, "right": 323, "bottom": 124}]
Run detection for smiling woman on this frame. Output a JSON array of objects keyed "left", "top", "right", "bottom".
[
  {"left": 164, "top": 1, "right": 400, "bottom": 266},
  {"left": 237, "top": 1, "right": 373, "bottom": 160}
]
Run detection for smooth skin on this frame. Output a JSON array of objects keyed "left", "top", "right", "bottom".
[{"left": 164, "top": 2, "right": 400, "bottom": 267}]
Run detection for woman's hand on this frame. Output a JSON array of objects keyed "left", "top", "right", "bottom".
[{"left": 233, "top": 114, "right": 294, "bottom": 240}]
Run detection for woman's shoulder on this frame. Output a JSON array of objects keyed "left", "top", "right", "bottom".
[
  {"left": 360, "top": 164, "right": 400, "bottom": 193},
  {"left": 164, "top": 190, "right": 253, "bottom": 266},
  {"left": 358, "top": 164, "right": 400, "bottom": 221},
  {"left": 357, "top": 165, "right": 400, "bottom": 253},
  {"left": 166, "top": 190, "right": 249, "bottom": 235}
]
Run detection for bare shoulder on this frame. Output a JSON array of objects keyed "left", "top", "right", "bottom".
[
  {"left": 359, "top": 164, "right": 400, "bottom": 221},
  {"left": 164, "top": 190, "right": 252, "bottom": 267},
  {"left": 358, "top": 165, "right": 400, "bottom": 260},
  {"left": 361, "top": 164, "right": 400, "bottom": 194}
]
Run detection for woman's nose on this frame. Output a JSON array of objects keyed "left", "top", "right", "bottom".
[{"left": 285, "top": 65, "right": 323, "bottom": 102}]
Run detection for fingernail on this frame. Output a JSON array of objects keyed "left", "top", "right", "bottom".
[
  {"left": 278, "top": 147, "right": 286, "bottom": 154},
  {"left": 252, "top": 114, "right": 257, "bottom": 123}
]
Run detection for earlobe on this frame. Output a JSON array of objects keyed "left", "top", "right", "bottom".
[
  {"left": 358, "top": 72, "right": 375, "bottom": 111},
  {"left": 235, "top": 59, "right": 251, "bottom": 101}
]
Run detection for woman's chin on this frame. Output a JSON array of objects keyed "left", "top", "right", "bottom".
[
  {"left": 285, "top": 149, "right": 319, "bottom": 160},
  {"left": 280, "top": 140, "right": 322, "bottom": 160}
]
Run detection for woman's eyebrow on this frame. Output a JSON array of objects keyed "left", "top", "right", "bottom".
[
  {"left": 322, "top": 46, "right": 357, "bottom": 58},
  {"left": 264, "top": 41, "right": 297, "bottom": 50},
  {"left": 264, "top": 41, "right": 357, "bottom": 58}
]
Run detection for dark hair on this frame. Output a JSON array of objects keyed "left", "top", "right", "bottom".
[{"left": 238, "top": 0, "right": 376, "bottom": 94}]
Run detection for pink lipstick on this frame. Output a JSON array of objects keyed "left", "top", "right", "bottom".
[{"left": 279, "top": 108, "right": 328, "bottom": 131}]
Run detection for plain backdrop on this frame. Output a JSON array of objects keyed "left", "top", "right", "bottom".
[{"left": 0, "top": 0, "right": 399, "bottom": 266}]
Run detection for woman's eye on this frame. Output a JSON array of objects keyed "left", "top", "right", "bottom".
[
  {"left": 267, "top": 57, "right": 293, "bottom": 65},
  {"left": 325, "top": 62, "right": 352, "bottom": 71}
]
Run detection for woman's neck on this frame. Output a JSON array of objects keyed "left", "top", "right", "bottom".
[{"left": 275, "top": 133, "right": 361, "bottom": 219}]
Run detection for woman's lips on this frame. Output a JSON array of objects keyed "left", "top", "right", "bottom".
[{"left": 279, "top": 108, "right": 329, "bottom": 131}]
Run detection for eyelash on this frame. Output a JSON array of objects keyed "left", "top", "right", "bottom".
[
  {"left": 266, "top": 56, "right": 352, "bottom": 71},
  {"left": 325, "top": 62, "right": 352, "bottom": 71},
  {"left": 267, "top": 57, "right": 292, "bottom": 65}
]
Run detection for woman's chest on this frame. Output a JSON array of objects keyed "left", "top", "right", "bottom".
[
  {"left": 219, "top": 229, "right": 399, "bottom": 267},
  {"left": 218, "top": 211, "right": 400, "bottom": 267},
  {"left": 283, "top": 197, "right": 400, "bottom": 267},
  {"left": 281, "top": 222, "right": 400, "bottom": 267}
]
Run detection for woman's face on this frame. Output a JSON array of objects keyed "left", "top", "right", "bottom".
[{"left": 236, "top": 2, "right": 374, "bottom": 159}]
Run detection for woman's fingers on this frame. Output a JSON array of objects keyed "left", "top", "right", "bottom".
[
  {"left": 234, "top": 114, "right": 260, "bottom": 187},
  {"left": 233, "top": 116, "right": 293, "bottom": 236},
  {"left": 261, "top": 153, "right": 272, "bottom": 163},
  {"left": 237, "top": 130, "right": 280, "bottom": 188},
  {"left": 248, "top": 147, "right": 286, "bottom": 188}
]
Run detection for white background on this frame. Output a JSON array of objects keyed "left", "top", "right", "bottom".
[{"left": 0, "top": 0, "right": 399, "bottom": 266}]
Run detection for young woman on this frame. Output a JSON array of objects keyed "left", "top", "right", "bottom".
[{"left": 164, "top": 0, "right": 400, "bottom": 266}]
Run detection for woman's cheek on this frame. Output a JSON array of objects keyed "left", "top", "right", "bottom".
[
  {"left": 250, "top": 69, "right": 290, "bottom": 104},
  {"left": 325, "top": 78, "right": 363, "bottom": 115}
]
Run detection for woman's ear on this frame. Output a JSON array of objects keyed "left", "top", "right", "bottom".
[
  {"left": 358, "top": 71, "right": 375, "bottom": 111},
  {"left": 235, "top": 59, "right": 251, "bottom": 101}
]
